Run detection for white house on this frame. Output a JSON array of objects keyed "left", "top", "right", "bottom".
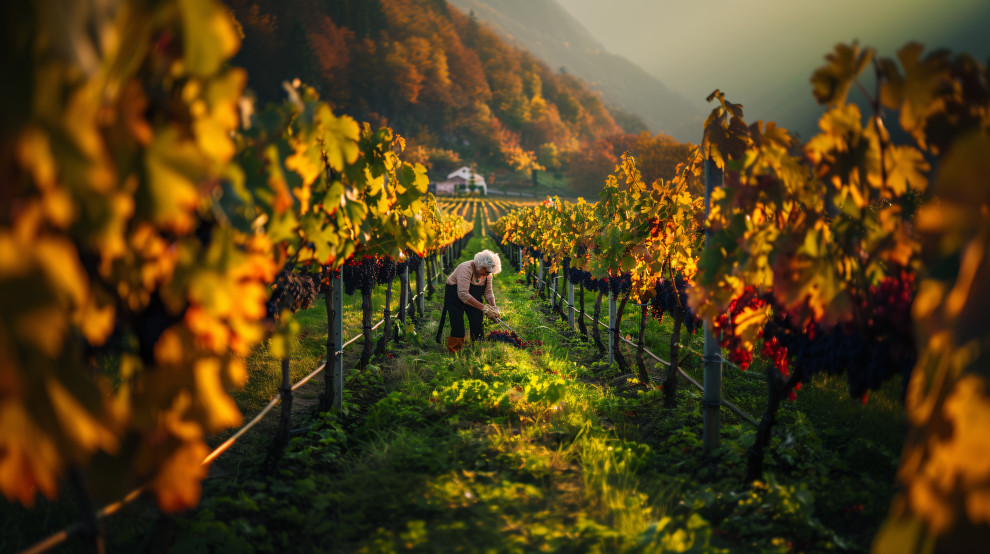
[{"left": 446, "top": 166, "right": 487, "bottom": 195}]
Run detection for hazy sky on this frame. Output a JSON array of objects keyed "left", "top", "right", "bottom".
[{"left": 556, "top": 0, "right": 990, "bottom": 139}]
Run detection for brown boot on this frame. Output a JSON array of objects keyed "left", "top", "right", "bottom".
[{"left": 446, "top": 336, "right": 465, "bottom": 354}]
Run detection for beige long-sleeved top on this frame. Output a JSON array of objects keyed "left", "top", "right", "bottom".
[{"left": 446, "top": 260, "right": 496, "bottom": 310}]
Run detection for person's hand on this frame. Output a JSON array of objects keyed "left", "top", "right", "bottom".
[{"left": 483, "top": 305, "right": 498, "bottom": 320}]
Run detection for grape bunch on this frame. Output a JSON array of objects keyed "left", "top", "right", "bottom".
[
  {"left": 267, "top": 270, "right": 320, "bottom": 318},
  {"left": 343, "top": 256, "right": 380, "bottom": 295},
  {"left": 845, "top": 267, "right": 917, "bottom": 399},
  {"left": 649, "top": 277, "right": 699, "bottom": 333},
  {"left": 583, "top": 273, "right": 602, "bottom": 292},
  {"left": 377, "top": 256, "right": 397, "bottom": 284},
  {"left": 607, "top": 273, "right": 631, "bottom": 295},
  {"left": 286, "top": 272, "right": 320, "bottom": 312},
  {"left": 713, "top": 286, "right": 767, "bottom": 370},
  {"left": 406, "top": 251, "right": 422, "bottom": 272},
  {"left": 761, "top": 271, "right": 915, "bottom": 403},
  {"left": 488, "top": 330, "right": 524, "bottom": 347},
  {"left": 759, "top": 335, "right": 798, "bottom": 400},
  {"left": 863, "top": 267, "right": 916, "bottom": 344},
  {"left": 568, "top": 267, "right": 590, "bottom": 285}
]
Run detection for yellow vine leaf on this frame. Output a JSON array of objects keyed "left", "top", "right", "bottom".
[
  {"left": 185, "top": 305, "right": 231, "bottom": 354},
  {"left": 941, "top": 376, "right": 990, "bottom": 488},
  {"left": 150, "top": 440, "right": 209, "bottom": 512},
  {"left": 201, "top": 68, "right": 247, "bottom": 162},
  {"left": 144, "top": 128, "right": 205, "bottom": 233},
  {"left": 15, "top": 126, "right": 57, "bottom": 191},
  {"left": 884, "top": 144, "right": 929, "bottom": 195},
  {"left": 154, "top": 327, "right": 186, "bottom": 366},
  {"left": 322, "top": 110, "right": 361, "bottom": 172},
  {"left": 732, "top": 303, "right": 770, "bottom": 351},
  {"left": 46, "top": 378, "right": 118, "bottom": 454},
  {"left": 75, "top": 295, "right": 115, "bottom": 346},
  {"left": 35, "top": 237, "right": 88, "bottom": 307},
  {"left": 194, "top": 358, "right": 242, "bottom": 432},
  {"left": 0, "top": 401, "right": 61, "bottom": 506},
  {"left": 178, "top": 0, "right": 240, "bottom": 77},
  {"left": 810, "top": 42, "right": 873, "bottom": 107}
]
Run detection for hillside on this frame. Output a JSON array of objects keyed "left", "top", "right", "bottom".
[
  {"left": 227, "top": 0, "right": 623, "bottom": 176},
  {"left": 446, "top": 0, "right": 703, "bottom": 141}
]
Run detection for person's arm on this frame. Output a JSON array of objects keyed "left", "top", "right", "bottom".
[{"left": 456, "top": 266, "right": 485, "bottom": 310}]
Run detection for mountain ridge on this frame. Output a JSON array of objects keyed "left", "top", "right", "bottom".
[
  {"left": 227, "top": 0, "right": 626, "bottom": 187},
  {"left": 446, "top": 0, "right": 702, "bottom": 142}
]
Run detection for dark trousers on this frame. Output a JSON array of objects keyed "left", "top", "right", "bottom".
[{"left": 438, "top": 282, "right": 486, "bottom": 341}]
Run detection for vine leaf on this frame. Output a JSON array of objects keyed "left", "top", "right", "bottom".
[
  {"left": 703, "top": 90, "right": 749, "bottom": 168},
  {"left": 880, "top": 44, "right": 954, "bottom": 150},
  {"left": 810, "top": 42, "right": 874, "bottom": 106},
  {"left": 178, "top": 0, "right": 240, "bottom": 77},
  {"left": 884, "top": 144, "right": 929, "bottom": 196},
  {"left": 732, "top": 303, "right": 769, "bottom": 351},
  {"left": 144, "top": 128, "right": 206, "bottom": 233}
]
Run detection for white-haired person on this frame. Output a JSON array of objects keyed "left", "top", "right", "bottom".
[{"left": 435, "top": 249, "right": 503, "bottom": 353}]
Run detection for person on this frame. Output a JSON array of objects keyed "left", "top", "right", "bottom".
[{"left": 435, "top": 249, "right": 503, "bottom": 353}]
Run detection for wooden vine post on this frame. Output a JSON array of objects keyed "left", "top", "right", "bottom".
[
  {"left": 665, "top": 309, "right": 685, "bottom": 408},
  {"left": 636, "top": 304, "right": 649, "bottom": 384},
  {"left": 321, "top": 271, "right": 341, "bottom": 412},
  {"left": 359, "top": 271, "right": 374, "bottom": 369},
  {"left": 274, "top": 344, "right": 292, "bottom": 445},
  {"left": 69, "top": 468, "right": 104, "bottom": 553},
  {"left": 608, "top": 290, "right": 617, "bottom": 364},
  {"left": 578, "top": 281, "right": 588, "bottom": 339},
  {"left": 550, "top": 266, "right": 557, "bottom": 303},
  {"left": 332, "top": 272, "right": 344, "bottom": 413},
  {"left": 702, "top": 158, "right": 724, "bottom": 454},
  {"left": 592, "top": 288, "right": 606, "bottom": 353},
  {"left": 567, "top": 277, "right": 575, "bottom": 329},
  {"left": 613, "top": 292, "right": 631, "bottom": 371},
  {"left": 269, "top": 282, "right": 295, "bottom": 465},
  {"left": 375, "top": 260, "right": 395, "bottom": 356},
  {"left": 538, "top": 258, "right": 545, "bottom": 298},
  {"left": 525, "top": 250, "right": 533, "bottom": 286},
  {"left": 416, "top": 258, "right": 425, "bottom": 316},
  {"left": 425, "top": 255, "right": 435, "bottom": 299},
  {"left": 399, "top": 263, "right": 409, "bottom": 328}
]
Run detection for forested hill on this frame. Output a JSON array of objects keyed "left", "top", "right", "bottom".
[
  {"left": 446, "top": 0, "right": 703, "bottom": 142},
  {"left": 227, "top": 0, "right": 624, "bottom": 175}
]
